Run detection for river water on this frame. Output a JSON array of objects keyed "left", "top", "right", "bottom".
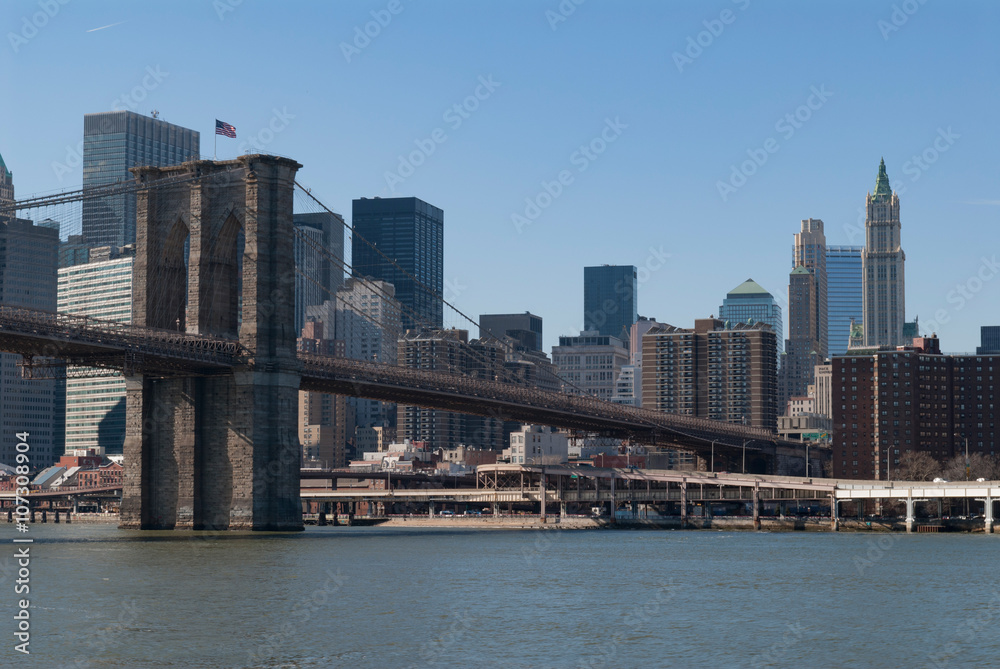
[{"left": 2, "top": 523, "right": 998, "bottom": 668}]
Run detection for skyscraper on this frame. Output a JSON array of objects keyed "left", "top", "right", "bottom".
[
  {"left": 826, "top": 246, "right": 863, "bottom": 356},
  {"left": 718, "top": 278, "right": 782, "bottom": 361},
  {"left": 978, "top": 326, "right": 1000, "bottom": 354},
  {"left": 397, "top": 329, "right": 504, "bottom": 450},
  {"left": 293, "top": 211, "right": 345, "bottom": 336},
  {"left": 57, "top": 248, "right": 134, "bottom": 455},
  {"left": 479, "top": 312, "right": 543, "bottom": 352},
  {"left": 306, "top": 277, "right": 402, "bottom": 436},
  {"left": 0, "top": 151, "right": 14, "bottom": 207},
  {"left": 862, "top": 159, "right": 905, "bottom": 347},
  {"left": 781, "top": 219, "right": 827, "bottom": 409},
  {"left": 583, "top": 265, "right": 638, "bottom": 341},
  {"left": 793, "top": 218, "right": 827, "bottom": 357},
  {"left": 82, "top": 111, "right": 200, "bottom": 249},
  {"left": 641, "top": 318, "right": 777, "bottom": 429},
  {"left": 0, "top": 216, "right": 59, "bottom": 467},
  {"left": 352, "top": 197, "right": 443, "bottom": 330}
]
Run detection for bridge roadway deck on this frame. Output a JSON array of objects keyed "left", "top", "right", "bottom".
[{"left": 0, "top": 306, "right": 800, "bottom": 455}]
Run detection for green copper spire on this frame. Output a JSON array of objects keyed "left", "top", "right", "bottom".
[
  {"left": 873, "top": 157, "right": 891, "bottom": 198},
  {"left": 0, "top": 150, "right": 9, "bottom": 179}
]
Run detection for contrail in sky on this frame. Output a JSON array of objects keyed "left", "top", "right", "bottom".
[{"left": 86, "top": 21, "right": 127, "bottom": 33}]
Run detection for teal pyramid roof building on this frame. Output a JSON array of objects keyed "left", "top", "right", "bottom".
[{"left": 719, "top": 278, "right": 783, "bottom": 360}]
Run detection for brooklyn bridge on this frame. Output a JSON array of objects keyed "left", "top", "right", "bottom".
[{"left": 0, "top": 154, "right": 811, "bottom": 531}]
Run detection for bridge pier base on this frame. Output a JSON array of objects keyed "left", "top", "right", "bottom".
[
  {"left": 830, "top": 495, "right": 839, "bottom": 532},
  {"left": 120, "top": 155, "right": 304, "bottom": 532},
  {"left": 560, "top": 502, "right": 567, "bottom": 520},
  {"left": 905, "top": 495, "right": 915, "bottom": 534},
  {"left": 985, "top": 496, "right": 994, "bottom": 534}
]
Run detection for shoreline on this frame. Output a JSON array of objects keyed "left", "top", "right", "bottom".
[{"left": 11, "top": 514, "right": 993, "bottom": 533}]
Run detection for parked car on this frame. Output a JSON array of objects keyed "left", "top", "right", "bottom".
[
  {"left": 439, "top": 510, "right": 455, "bottom": 516},
  {"left": 464, "top": 510, "right": 482, "bottom": 516}
]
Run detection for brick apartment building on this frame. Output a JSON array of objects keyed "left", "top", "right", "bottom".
[
  {"left": 641, "top": 318, "right": 778, "bottom": 429},
  {"left": 832, "top": 336, "right": 998, "bottom": 479}
]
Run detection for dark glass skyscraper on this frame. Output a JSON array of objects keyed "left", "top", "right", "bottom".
[
  {"left": 978, "top": 326, "right": 1000, "bottom": 354},
  {"left": 479, "top": 312, "right": 543, "bottom": 352},
  {"left": 82, "top": 111, "right": 200, "bottom": 249},
  {"left": 827, "top": 246, "right": 863, "bottom": 356},
  {"left": 352, "top": 197, "right": 443, "bottom": 330},
  {"left": 583, "top": 265, "right": 637, "bottom": 340}
]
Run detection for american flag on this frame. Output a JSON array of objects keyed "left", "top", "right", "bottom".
[{"left": 215, "top": 119, "right": 236, "bottom": 138}]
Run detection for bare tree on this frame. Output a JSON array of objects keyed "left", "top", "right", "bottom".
[
  {"left": 941, "top": 453, "right": 1000, "bottom": 481},
  {"left": 896, "top": 451, "right": 940, "bottom": 481}
]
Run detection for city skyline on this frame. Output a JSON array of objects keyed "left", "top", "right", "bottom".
[{"left": 1, "top": 2, "right": 997, "bottom": 355}]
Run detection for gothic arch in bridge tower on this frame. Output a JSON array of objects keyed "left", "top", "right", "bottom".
[{"left": 122, "top": 155, "right": 303, "bottom": 531}]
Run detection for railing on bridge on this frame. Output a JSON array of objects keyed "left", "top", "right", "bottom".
[
  {"left": 0, "top": 305, "right": 784, "bottom": 447},
  {"left": 0, "top": 305, "right": 246, "bottom": 371},
  {"left": 300, "top": 351, "right": 777, "bottom": 446}
]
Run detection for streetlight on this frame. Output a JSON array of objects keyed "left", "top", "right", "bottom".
[
  {"left": 742, "top": 439, "right": 747, "bottom": 474},
  {"left": 885, "top": 447, "right": 891, "bottom": 481},
  {"left": 710, "top": 440, "right": 715, "bottom": 473}
]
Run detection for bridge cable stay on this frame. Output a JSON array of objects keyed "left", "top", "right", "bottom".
[
  {"left": 286, "top": 187, "right": 737, "bottom": 456},
  {"left": 288, "top": 189, "right": 782, "bottom": 455},
  {"left": 6, "top": 167, "right": 778, "bottom": 456},
  {"left": 291, "top": 184, "right": 739, "bottom": 446},
  {"left": 290, "top": 220, "right": 550, "bottom": 391},
  {"left": 292, "top": 183, "right": 584, "bottom": 395}
]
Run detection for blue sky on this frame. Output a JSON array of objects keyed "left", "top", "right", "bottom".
[{"left": 2, "top": 0, "right": 998, "bottom": 353}]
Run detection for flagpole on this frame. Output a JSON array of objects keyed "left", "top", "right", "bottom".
[{"left": 214, "top": 123, "right": 217, "bottom": 160}]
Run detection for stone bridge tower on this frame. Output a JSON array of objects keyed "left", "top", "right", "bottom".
[{"left": 120, "top": 155, "right": 303, "bottom": 530}]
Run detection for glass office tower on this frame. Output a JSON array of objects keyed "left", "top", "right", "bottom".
[
  {"left": 351, "top": 197, "right": 444, "bottom": 330},
  {"left": 826, "top": 246, "right": 863, "bottom": 356},
  {"left": 583, "top": 265, "right": 638, "bottom": 340},
  {"left": 82, "top": 111, "right": 200, "bottom": 249}
]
